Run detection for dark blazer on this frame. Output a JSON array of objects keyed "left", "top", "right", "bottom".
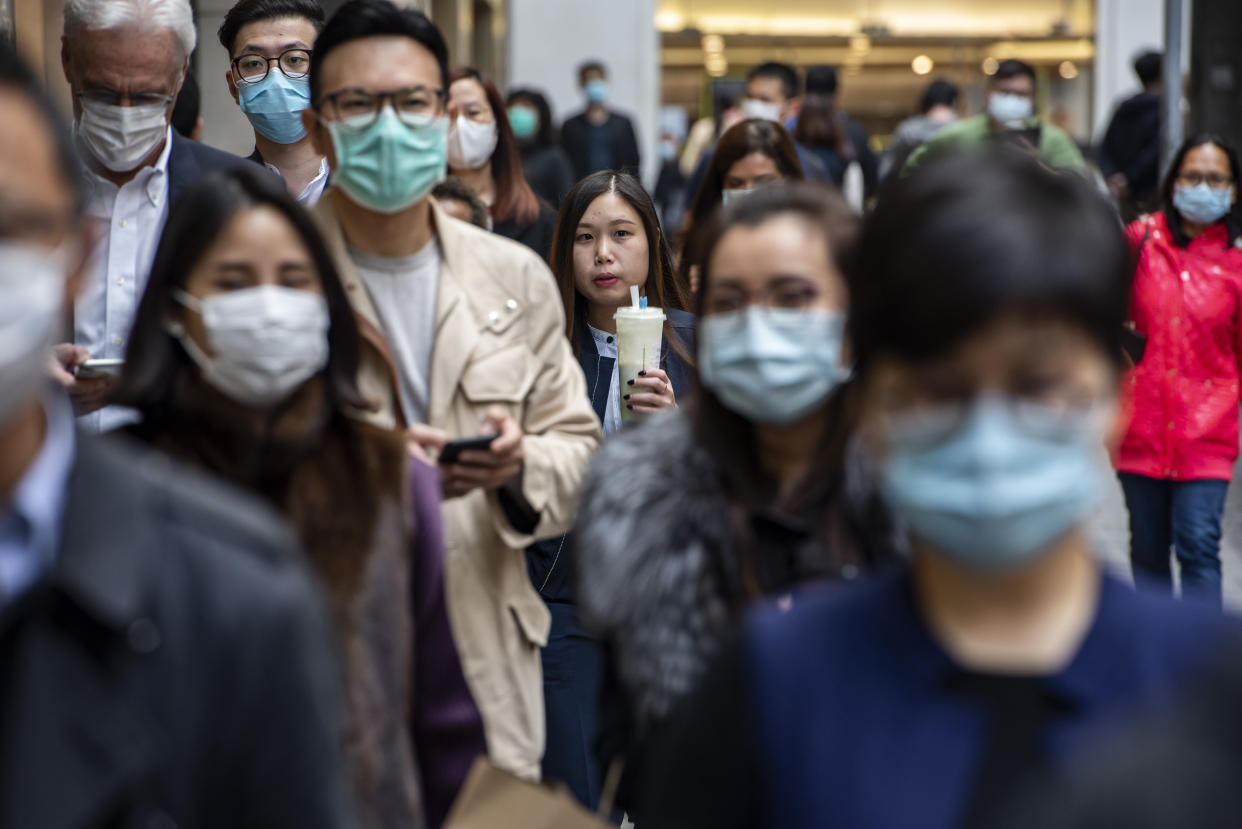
[
  {"left": 527, "top": 309, "right": 697, "bottom": 603},
  {"left": 168, "top": 132, "right": 263, "bottom": 206},
  {"left": 561, "top": 110, "right": 642, "bottom": 181},
  {"left": 0, "top": 435, "right": 352, "bottom": 829}
]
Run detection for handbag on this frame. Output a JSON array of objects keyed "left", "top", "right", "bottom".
[{"left": 443, "top": 758, "right": 623, "bottom": 829}]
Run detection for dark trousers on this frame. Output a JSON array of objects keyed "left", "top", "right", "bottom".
[
  {"left": 1119, "top": 473, "right": 1228, "bottom": 605},
  {"left": 540, "top": 600, "right": 605, "bottom": 810}
]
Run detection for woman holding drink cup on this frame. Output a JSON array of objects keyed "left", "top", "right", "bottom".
[
  {"left": 571, "top": 182, "right": 898, "bottom": 816},
  {"left": 525, "top": 169, "right": 695, "bottom": 808}
]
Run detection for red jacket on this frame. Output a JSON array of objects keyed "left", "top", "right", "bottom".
[{"left": 1119, "top": 212, "right": 1242, "bottom": 481}]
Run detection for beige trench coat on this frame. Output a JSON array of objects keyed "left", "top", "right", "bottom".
[{"left": 315, "top": 195, "right": 602, "bottom": 779}]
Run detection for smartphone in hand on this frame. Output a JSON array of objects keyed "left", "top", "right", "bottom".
[{"left": 437, "top": 435, "right": 496, "bottom": 464}]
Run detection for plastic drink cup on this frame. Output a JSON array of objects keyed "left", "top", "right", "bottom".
[{"left": 614, "top": 306, "right": 666, "bottom": 423}]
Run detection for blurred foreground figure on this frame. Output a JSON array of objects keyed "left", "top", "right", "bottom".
[
  {"left": 0, "top": 46, "right": 350, "bottom": 828},
  {"left": 640, "top": 152, "right": 1241, "bottom": 829}
]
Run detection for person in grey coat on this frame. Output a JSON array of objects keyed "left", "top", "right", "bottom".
[{"left": 0, "top": 43, "right": 351, "bottom": 829}]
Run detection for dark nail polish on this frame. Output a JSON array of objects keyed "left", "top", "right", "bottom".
[
  {"left": 623, "top": 394, "right": 631, "bottom": 400},
  {"left": 638, "top": 370, "right": 647, "bottom": 376},
  {"left": 627, "top": 379, "right": 634, "bottom": 386},
  {"left": 626, "top": 404, "right": 634, "bottom": 410}
]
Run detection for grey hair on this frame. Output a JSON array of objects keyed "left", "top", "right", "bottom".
[{"left": 64, "top": 0, "right": 197, "bottom": 58}]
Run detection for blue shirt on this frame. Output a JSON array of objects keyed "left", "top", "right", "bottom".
[
  {"left": 0, "top": 392, "right": 75, "bottom": 605},
  {"left": 745, "top": 567, "right": 1242, "bottom": 829}
]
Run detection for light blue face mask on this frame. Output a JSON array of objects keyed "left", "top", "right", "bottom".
[
  {"left": 585, "top": 79, "right": 609, "bottom": 105},
  {"left": 877, "top": 395, "right": 1105, "bottom": 568},
  {"left": 987, "top": 92, "right": 1034, "bottom": 126},
  {"left": 699, "top": 307, "right": 848, "bottom": 425},
  {"left": 327, "top": 108, "right": 447, "bottom": 214},
  {"left": 1173, "top": 183, "right": 1234, "bottom": 227},
  {"left": 239, "top": 72, "right": 312, "bottom": 145}
]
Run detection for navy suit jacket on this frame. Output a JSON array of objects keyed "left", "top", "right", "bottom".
[{"left": 167, "top": 132, "right": 263, "bottom": 205}]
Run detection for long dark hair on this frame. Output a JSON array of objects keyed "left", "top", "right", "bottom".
[
  {"left": 690, "top": 182, "right": 873, "bottom": 597},
  {"left": 550, "top": 170, "right": 691, "bottom": 362},
  {"left": 679, "top": 119, "right": 804, "bottom": 292},
  {"left": 1161, "top": 133, "right": 1242, "bottom": 248},
  {"left": 506, "top": 86, "right": 557, "bottom": 149},
  {"left": 112, "top": 166, "right": 366, "bottom": 418},
  {"left": 450, "top": 67, "right": 540, "bottom": 226}
]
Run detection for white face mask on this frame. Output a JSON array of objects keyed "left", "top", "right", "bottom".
[
  {"left": 0, "top": 241, "right": 68, "bottom": 425},
  {"left": 447, "top": 116, "right": 499, "bottom": 171},
  {"left": 987, "top": 92, "right": 1034, "bottom": 127},
  {"left": 741, "top": 98, "right": 783, "bottom": 124},
  {"left": 169, "top": 285, "right": 330, "bottom": 408},
  {"left": 76, "top": 97, "right": 170, "bottom": 173}
]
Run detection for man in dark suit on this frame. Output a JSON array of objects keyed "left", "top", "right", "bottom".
[
  {"left": 0, "top": 43, "right": 352, "bottom": 828},
  {"left": 561, "top": 60, "right": 641, "bottom": 180},
  {"left": 53, "top": 0, "right": 255, "bottom": 432}
]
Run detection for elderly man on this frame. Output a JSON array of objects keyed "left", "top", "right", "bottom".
[
  {"left": 54, "top": 0, "right": 249, "bottom": 432},
  {"left": 0, "top": 43, "right": 350, "bottom": 828},
  {"left": 304, "top": 0, "right": 600, "bottom": 780}
]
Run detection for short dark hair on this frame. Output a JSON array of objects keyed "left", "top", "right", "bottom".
[
  {"left": 1161, "top": 133, "right": 1242, "bottom": 248},
  {"left": 171, "top": 68, "right": 200, "bottom": 138},
  {"left": 218, "top": 0, "right": 326, "bottom": 54},
  {"left": 1134, "top": 50, "right": 1163, "bottom": 87},
  {"left": 506, "top": 86, "right": 556, "bottom": 148},
  {"left": 747, "top": 61, "right": 800, "bottom": 100},
  {"left": 433, "top": 176, "right": 490, "bottom": 229},
  {"left": 991, "top": 59, "right": 1036, "bottom": 85},
  {"left": 309, "top": 0, "right": 448, "bottom": 103},
  {"left": 0, "top": 43, "right": 85, "bottom": 216},
  {"left": 578, "top": 60, "right": 606, "bottom": 86},
  {"left": 112, "top": 166, "right": 367, "bottom": 417},
  {"left": 805, "top": 64, "right": 838, "bottom": 96},
  {"left": 920, "top": 79, "right": 959, "bottom": 112},
  {"left": 853, "top": 150, "right": 1129, "bottom": 373}
]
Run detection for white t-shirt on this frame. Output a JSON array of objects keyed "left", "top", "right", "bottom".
[
  {"left": 587, "top": 323, "right": 622, "bottom": 436},
  {"left": 351, "top": 240, "right": 441, "bottom": 424}
]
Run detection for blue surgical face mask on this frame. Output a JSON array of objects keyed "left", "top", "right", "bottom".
[
  {"left": 239, "top": 72, "right": 312, "bottom": 145},
  {"left": 327, "top": 108, "right": 447, "bottom": 214},
  {"left": 1173, "top": 182, "right": 1234, "bottom": 227},
  {"left": 585, "top": 79, "right": 609, "bottom": 105},
  {"left": 988, "top": 92, "right": 1034, "bottom": 126},
  {"left": 699, "top": 307, "right": 848, "bottom": 425},
  {"left": 877, "top": 395, "right": 1106, "bottom": 568}
]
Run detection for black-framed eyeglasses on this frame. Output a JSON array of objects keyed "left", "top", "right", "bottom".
[
  {"left": 231, "top": 49, "right": 313, "bottom": 84},
  {"left": 316, "top": 86, "right": 446, "bottom": 131},
  {"left": 1176, "top": 172, "right": 1235, "bottom": 190},
  {"left": 77, "top": 89, "right": 174, "bottom": 108}
]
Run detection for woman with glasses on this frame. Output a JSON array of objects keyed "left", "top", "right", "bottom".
[
  {"left": 219, "top": 0, "right": 327, "bottom": 205},
  {"left": 571, "top": 181, "right": 896, "bottom": 814},
  {"left": 1118, "top": 134, "right": 1242, "bottom": 606},
  {"left": 446, "top": 68, "right": 557, "bottom": 259},
  {"left": 637, "top": 150, "right": 1242, "bottom": 829}
]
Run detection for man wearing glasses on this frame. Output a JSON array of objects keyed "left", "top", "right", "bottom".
[
  {"left": 56, "top": 0, "right": 250, "bottom": 432},
  {"left": 304, "top": 0, "right": 600, "bottom": 783},
  {"left": 219, "top": 0, "right": 329, "bottom": 205}
]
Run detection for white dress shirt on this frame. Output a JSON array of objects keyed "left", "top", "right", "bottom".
[
  {"left": 266, "top": 156, "right": 330, "bottom": 206},
  {"left": 75, "top": 128, "right": 173, "bottom": 433}
]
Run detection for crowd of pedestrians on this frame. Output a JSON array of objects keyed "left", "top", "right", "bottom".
[{"left": 2, "top": 0, "right": 1241, "bottom": 827}]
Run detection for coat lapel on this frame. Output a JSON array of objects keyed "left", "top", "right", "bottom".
[{"left": 1, "top": 437, "right": 161, "bottom": 828}]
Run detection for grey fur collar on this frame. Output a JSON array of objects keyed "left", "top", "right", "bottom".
[{"left": 573, "top": 409, "right": 736, "bottom": 733}]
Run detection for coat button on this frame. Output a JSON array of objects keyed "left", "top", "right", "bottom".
[
  {"left": 505, "top": 299, "right": 518, "bottom": 311},
  {"left": 346, "top": 283, "right": 356, "bottom": 292},
  {"left": 1167, "top": 422, "right": 1175, "bottom": 430},
  {"left": 1168, "top": 369, "right": 1178, "bottom": 378},
  {"left": 487, "top": 311, "right": 501, "bottom": 325},
  {"left": 1171, "top": 317, "right": 1180, "bottom": 326},
  {"left": 128, "top": 618, "right": 162, "bottom": 654},
  {"left": 1181, "top": 271, "right": 1190, "bottom": 281}
]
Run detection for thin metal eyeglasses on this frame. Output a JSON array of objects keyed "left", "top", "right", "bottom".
[{"left": 315, "top": 86, "right": 446, "bottom": 131}]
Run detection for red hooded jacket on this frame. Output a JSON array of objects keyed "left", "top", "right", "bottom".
[{"left": 1119, "top": 211, "right": 1242, "bottom": 481}]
